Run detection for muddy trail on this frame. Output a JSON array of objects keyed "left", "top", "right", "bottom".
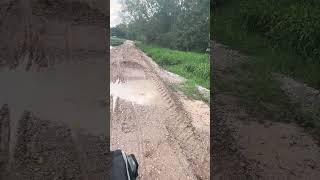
[
  {"left": 212, "top": 41, "right": 320, "bottom": 180},
  {"left": 0, "top": 0, "right": 110, "bottom": 179},
  {"left": 110, "top": 41, "right": 210, "bottom": 179}
]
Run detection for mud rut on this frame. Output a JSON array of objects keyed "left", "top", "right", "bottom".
[
  {"left": 212, "top": 41, "right": 320, "bottom": 180},
  {"left": 0, "top": 1, "right": 110, "bottom": 179},
  {"left": 111, "top": 41, "right": 209, "bottom": 180}
]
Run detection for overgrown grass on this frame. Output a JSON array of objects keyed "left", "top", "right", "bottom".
[
  {"left": 136, "top": 42, "right": 210, "bottom": 101},
  {"left": 111, "top": 36, "right": 126, "bottom": 46},
  {"left": 212, "top": 0, "right": 320, "bottom": 135},
  {"left": 137, "top": 42, "right": 209, "bottom": 88},
  {"left": 240, "top": 0, "right": 320, "bottom": 59},
  {"left": 174, "top": 80, "right": 209, "bottom": 103},
  {"left": 212, "top": 0, "right": 320, "bottom": 89}
]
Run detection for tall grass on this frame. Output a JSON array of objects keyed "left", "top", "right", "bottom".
[
  {"left": 212, "top": 0, "right": 320, "bottom": 134},
  {"left": 212, "top": 0, "right": 320, "bottom": 89},
  {"left": 136, "top": 42, "right": 210, "bottom": 89},
  {"left": 240, "top": 0, "right": 320, "bottom": 58},
  {"left": 110, "top": 37, "right": 125, "bottom": 46}
]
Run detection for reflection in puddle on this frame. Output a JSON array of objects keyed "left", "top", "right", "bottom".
[
  {"left": 111, "top": 79, "right": 163, "bottom": 109},
  {"left": 0, "top": 59, "right": 108, "bottom": 170}
]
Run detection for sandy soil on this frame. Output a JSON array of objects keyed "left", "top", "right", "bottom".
[
  {"left": 110, "top": 41, "right": 210, "bottom": 180},
  {"left": 0, "top": 107, "right": 111, "bottom": 180},
  {"left": 212, "top": 41, "right": 320, "bottom": 179}
]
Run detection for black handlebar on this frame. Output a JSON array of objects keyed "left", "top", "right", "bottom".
[{"left": 111, "top": 150, "right": 139, "bottom": 180}]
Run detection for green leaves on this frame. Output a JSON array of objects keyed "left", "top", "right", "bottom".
[
  {"left": 118, "top": 0, "right": 209, "bottom": 52},
  {"left": 137, "top": 42, "right": 210, "bottom": 88},
  {"left": 240, "top": 0, "right": 320, "bottom": 60}
]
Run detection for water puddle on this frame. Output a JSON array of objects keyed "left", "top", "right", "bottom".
[
  {"left": 111, "top": 79, "right": 164, "bottom": 109},
  {"left": 0, "top": 59, "right": 108, "bottom": 171}
]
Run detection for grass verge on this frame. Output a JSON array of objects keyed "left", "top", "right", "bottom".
[
  {"left": 212, "top": 0, "right": 320, "bottom": 136},
  {"left": 111, "top": 37, "right": 126, "bottom": 46},
  {"left": 212, "top": 0, "right": 320, "bottom": 89},
  {"left": 136, "top": 42, "right": 210, "bottom": 102},
  {"left": 172, "top": 81, "right": 209, "bottom": 103}
]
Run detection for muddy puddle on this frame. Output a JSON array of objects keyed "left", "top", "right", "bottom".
[
  {"left": 111, "top": 78, "right": 164, "bottom": 109},
  {"left": 0, "top": 58, "right": 108, "bottom": 169},
  {"left": 0, "top": 59, "right": 108, "bottom": 134}
]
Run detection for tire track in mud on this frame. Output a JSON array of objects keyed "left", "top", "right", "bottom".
[
  {"left": 130, "top": 104, "right": 147, "bottom": 176},
  {"left": 0, "top": 106, "right": 111, "bottom": 180},
  {"left": 212, "top": 41, "right": 320, "bottom": 179},
  {"left": 1, "top": 1, "right": 110, "bottom": 179},
  {"left": 138, "top": 47, "right": 209, "bottom": 180},
  {"left": 111, "top": 44, "right": 147, "bottom": 178},
  {"left": 141, "top": 46, "right": 204, "bottom": 176},
  {"left": 111, "top": 41, "right": 209, "bottom": 179}
]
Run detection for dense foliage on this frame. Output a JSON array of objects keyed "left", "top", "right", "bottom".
[
  {"left": 113, "top": 0, "right": 210, "bottom": 52},
  {"left": 212, "top": 0, "right": 320, "bottom": 89},
  {"left": 239, "top": 0, "right": 320, "bottom": 60}
]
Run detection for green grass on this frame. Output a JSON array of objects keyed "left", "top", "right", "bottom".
[
  {"left": 212, "top": 0, "right": 320, "bottom": 135},
  {"left": 173, "top": 80, "right": 210, "bottom": 103},
  {"left": 136, "top": 42, "right": 210, "bottom": 101},
  {"left": 111, "top": 37, "right": 126, "bottom": 46},
  {"left": 212, "top": 0, "right": 320, "bottom": 89}
]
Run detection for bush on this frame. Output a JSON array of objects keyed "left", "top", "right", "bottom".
[
  {"left": 156, "top": 32, "right": 179, "bottom": 50},
  {"left": 239, "top": 0, "right": 320, "bottom": 59},
  {"left": 137, "top": 42, "right": 210, "bottom": 88}
]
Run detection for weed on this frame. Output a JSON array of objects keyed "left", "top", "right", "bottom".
[
  {"left": 136, "top": 42, "right": 210, "bottom": 101},
  {"left": 212, "top": 0, "right": 320, "bottom": 89},
  {"left": 111, "top": 37, "right": 125, "bottom": 46},
  {"left": 136, "top": 42, "right": 210, "bottom": 90}
]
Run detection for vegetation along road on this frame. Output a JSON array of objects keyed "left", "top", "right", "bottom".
[
  {"left": 110, "top": 41, "right": 210, "bottom": 179},
  {"left": 212, "top": 0, "right": 320, "bottom": 179}
]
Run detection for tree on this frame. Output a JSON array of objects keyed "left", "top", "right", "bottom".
[{"left": 119, "top": 0, "right": 210, "bottom": 52}]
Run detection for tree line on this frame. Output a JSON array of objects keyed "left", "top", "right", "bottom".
[{"left": 111, "top": 0, "right": 210, "bottom": 52}]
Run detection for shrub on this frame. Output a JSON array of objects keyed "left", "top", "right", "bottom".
[{"left": 239, "top": 0, "right": 320, "bottom": 60}]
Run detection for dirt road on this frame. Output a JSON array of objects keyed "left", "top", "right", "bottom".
[
  {"left": 0, "top": 1, "right": 110, "bottom": 179},
  {"left": 110, "top": 41, "right": 210, "bottom": 179},
  {"left": 212, "top": 41, "right": 320, "bottom": 180}
]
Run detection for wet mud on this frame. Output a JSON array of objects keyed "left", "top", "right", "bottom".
[
  {"left": 0, "top": 0, "right": 110, "bottom": 179},
  {"left": 111, "top": 41, "right": 210, "bottom": 179}
]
